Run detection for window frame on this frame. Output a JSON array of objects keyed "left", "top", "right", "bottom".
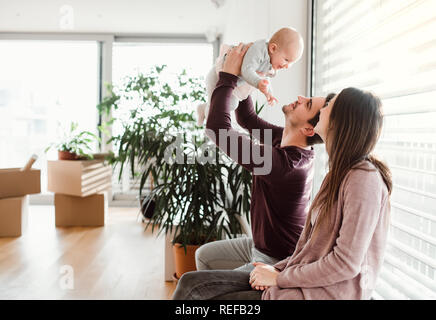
[{"left": 0, "top": 32, "right": 218, "bottom": 206}]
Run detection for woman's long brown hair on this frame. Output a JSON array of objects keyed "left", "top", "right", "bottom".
[{"left": 309, "top": 87, "right": 393, "bottom": 238}]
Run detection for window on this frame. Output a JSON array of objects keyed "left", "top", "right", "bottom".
[
  {"left": 0, "top": 40, "right": 100, "bottom": 193},
  {"left": 111, "top": 41, "right": 214, "bottom": 199},
  {"left": 312, "top": 0, "right": 436, "bottom": 299}
]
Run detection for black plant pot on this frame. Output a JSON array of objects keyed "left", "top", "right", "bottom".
[{"left": 140, "top": 197, "right": 156, "bottom": 220}]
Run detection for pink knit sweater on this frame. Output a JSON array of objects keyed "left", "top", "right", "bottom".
[{"left": 262, "top": 161, "right": 390, "bottom": 300}]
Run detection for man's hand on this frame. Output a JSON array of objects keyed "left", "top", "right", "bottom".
[
  {"left": 249, "top": 262, "right": 280, "bottom": 291},
  {"left": 222, "top": 42, "right": 252, "bottom": 76}
]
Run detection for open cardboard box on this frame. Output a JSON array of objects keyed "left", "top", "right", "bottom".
[
  {"left": 0, "top": 196, "right": 29, "bottom": 237},
  {"left": 0, "top": 168, "right": 41, "bottom": 199},
  {"left": 54, "top": 192, "right": 107, "bottom": 227},
  {"left": 48, "top": 160, "right": 112, "bottom": 197}
]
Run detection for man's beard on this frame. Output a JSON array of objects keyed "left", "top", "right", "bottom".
[{"left": 282, "top": 105, "right": 291, "bottom": 114}]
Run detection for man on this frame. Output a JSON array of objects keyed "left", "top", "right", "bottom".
[
  {"left": 172, "top": 43, "right": 334, "bottom": 300},
  {"left": 194, "top": 42, "right": 335, "bottom": 274}
]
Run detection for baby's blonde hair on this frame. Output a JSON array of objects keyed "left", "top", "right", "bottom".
[{"left": 270, "top": 27, "right": 304, "bottom": 60}]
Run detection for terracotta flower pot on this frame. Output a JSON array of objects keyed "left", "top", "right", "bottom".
[
  {"left": 58, "top": 150, "right": 79, "bottom": 160},
  {"left": 172, "top": 243, "right": 200, "bottom": 279}
]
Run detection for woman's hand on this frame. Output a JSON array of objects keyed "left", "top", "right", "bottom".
[
  {"left": 249, "top": 262, "right": 280, "bottom": 291},
  {"left": 222, "top": 42, "right": 252, "bottom": 76}
]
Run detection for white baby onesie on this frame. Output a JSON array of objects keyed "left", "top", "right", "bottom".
[{"left": 198, "top": 40, "right": 275, "bottom": 125}]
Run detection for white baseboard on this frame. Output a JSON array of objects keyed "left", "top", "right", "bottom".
[{"left": 29, "top": 193, "right": 140, "bottom": 208}]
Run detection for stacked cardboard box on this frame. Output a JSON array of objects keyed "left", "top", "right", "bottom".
[
  {"left": 0, "top": 168, "right": 41, "bottom": 237},
  {"left": 47, "top": 160, "right": 111, "bottom": 227}
]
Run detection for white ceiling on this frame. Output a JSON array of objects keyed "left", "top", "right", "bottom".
[{"left": 0, "top": 0, "right": 228, "bottom": 35}]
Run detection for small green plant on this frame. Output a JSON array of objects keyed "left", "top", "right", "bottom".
[
  {"left": 45, "top": 122, "right": 100, "bottom": 159},
  {"left": 255, "top": 100, "right": 266, "bottom": 115}
]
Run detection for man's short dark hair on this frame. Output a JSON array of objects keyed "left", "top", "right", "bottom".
[{"left": 307, "top": 93, "right": 336, "bottom": 146}]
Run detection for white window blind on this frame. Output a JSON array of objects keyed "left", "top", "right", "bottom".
[{"left": 312, "top": 0, "right": 436, "bottom": 299}]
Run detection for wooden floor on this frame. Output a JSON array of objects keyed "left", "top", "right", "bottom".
[{"left": 0, "top": 206, "right": 177, "bottom": 300}]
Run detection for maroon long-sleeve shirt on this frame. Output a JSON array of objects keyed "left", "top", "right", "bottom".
[{"left": 205, "top": 72, "right": 315, "bottom": 260}]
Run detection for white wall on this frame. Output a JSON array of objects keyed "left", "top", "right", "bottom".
[
  {"left": 0, "top": 0, "right": 309, "bottom": 126},
  {"left": 220, "top": 0, "right": 309, "bottom": 125}
]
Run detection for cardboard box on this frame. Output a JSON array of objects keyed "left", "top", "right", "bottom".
[
  {"left": 54, "top": 193, "right": 107, "bottom": 227},
  {"left": 0, "top": 168, "right": 41, "bottom": 199},
  {"left": 0, "top": 196, "right": 29, "bottom": 237},
  {"left": 48, "top": 160, "right": 112, "bottom": 197}
]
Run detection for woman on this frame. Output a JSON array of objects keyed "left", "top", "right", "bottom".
[
  {"left": 172, "top": 44, "right": 392, "bottom": 300},
  {"left": 251, "top": 87, "right": 392, "bottom": 300}
]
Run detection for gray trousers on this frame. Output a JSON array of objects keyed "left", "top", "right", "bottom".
[
  {"left": 172, "top": 270, "right": 263, "bottom": 300},
  {"left": 171, "top": 237, "right": 279, "bottom": 300},
  {"left": 195, "top": 237, "right": 280, "bottom": 273}
]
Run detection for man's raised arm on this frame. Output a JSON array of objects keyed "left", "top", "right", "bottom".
[
  {"left": 235, "top": 97, "right": 283, "bottom": 146},
  {"left": 205, "top": 44, "right": 290, "bottom": 178}
]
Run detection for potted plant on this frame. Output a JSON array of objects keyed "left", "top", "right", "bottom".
[
  {"left": 98, "top": 65, "right": 252, "bottom": 278},
  {"left": 141, "top": 133, "right": 252, "bottom": 278},
  {"left": 45, "top": 122, "right": 100, "bottom": 160}
]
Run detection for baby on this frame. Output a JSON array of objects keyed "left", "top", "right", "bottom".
[{"left": 197, "top": 27, "right": 304, "bottom": 125}]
